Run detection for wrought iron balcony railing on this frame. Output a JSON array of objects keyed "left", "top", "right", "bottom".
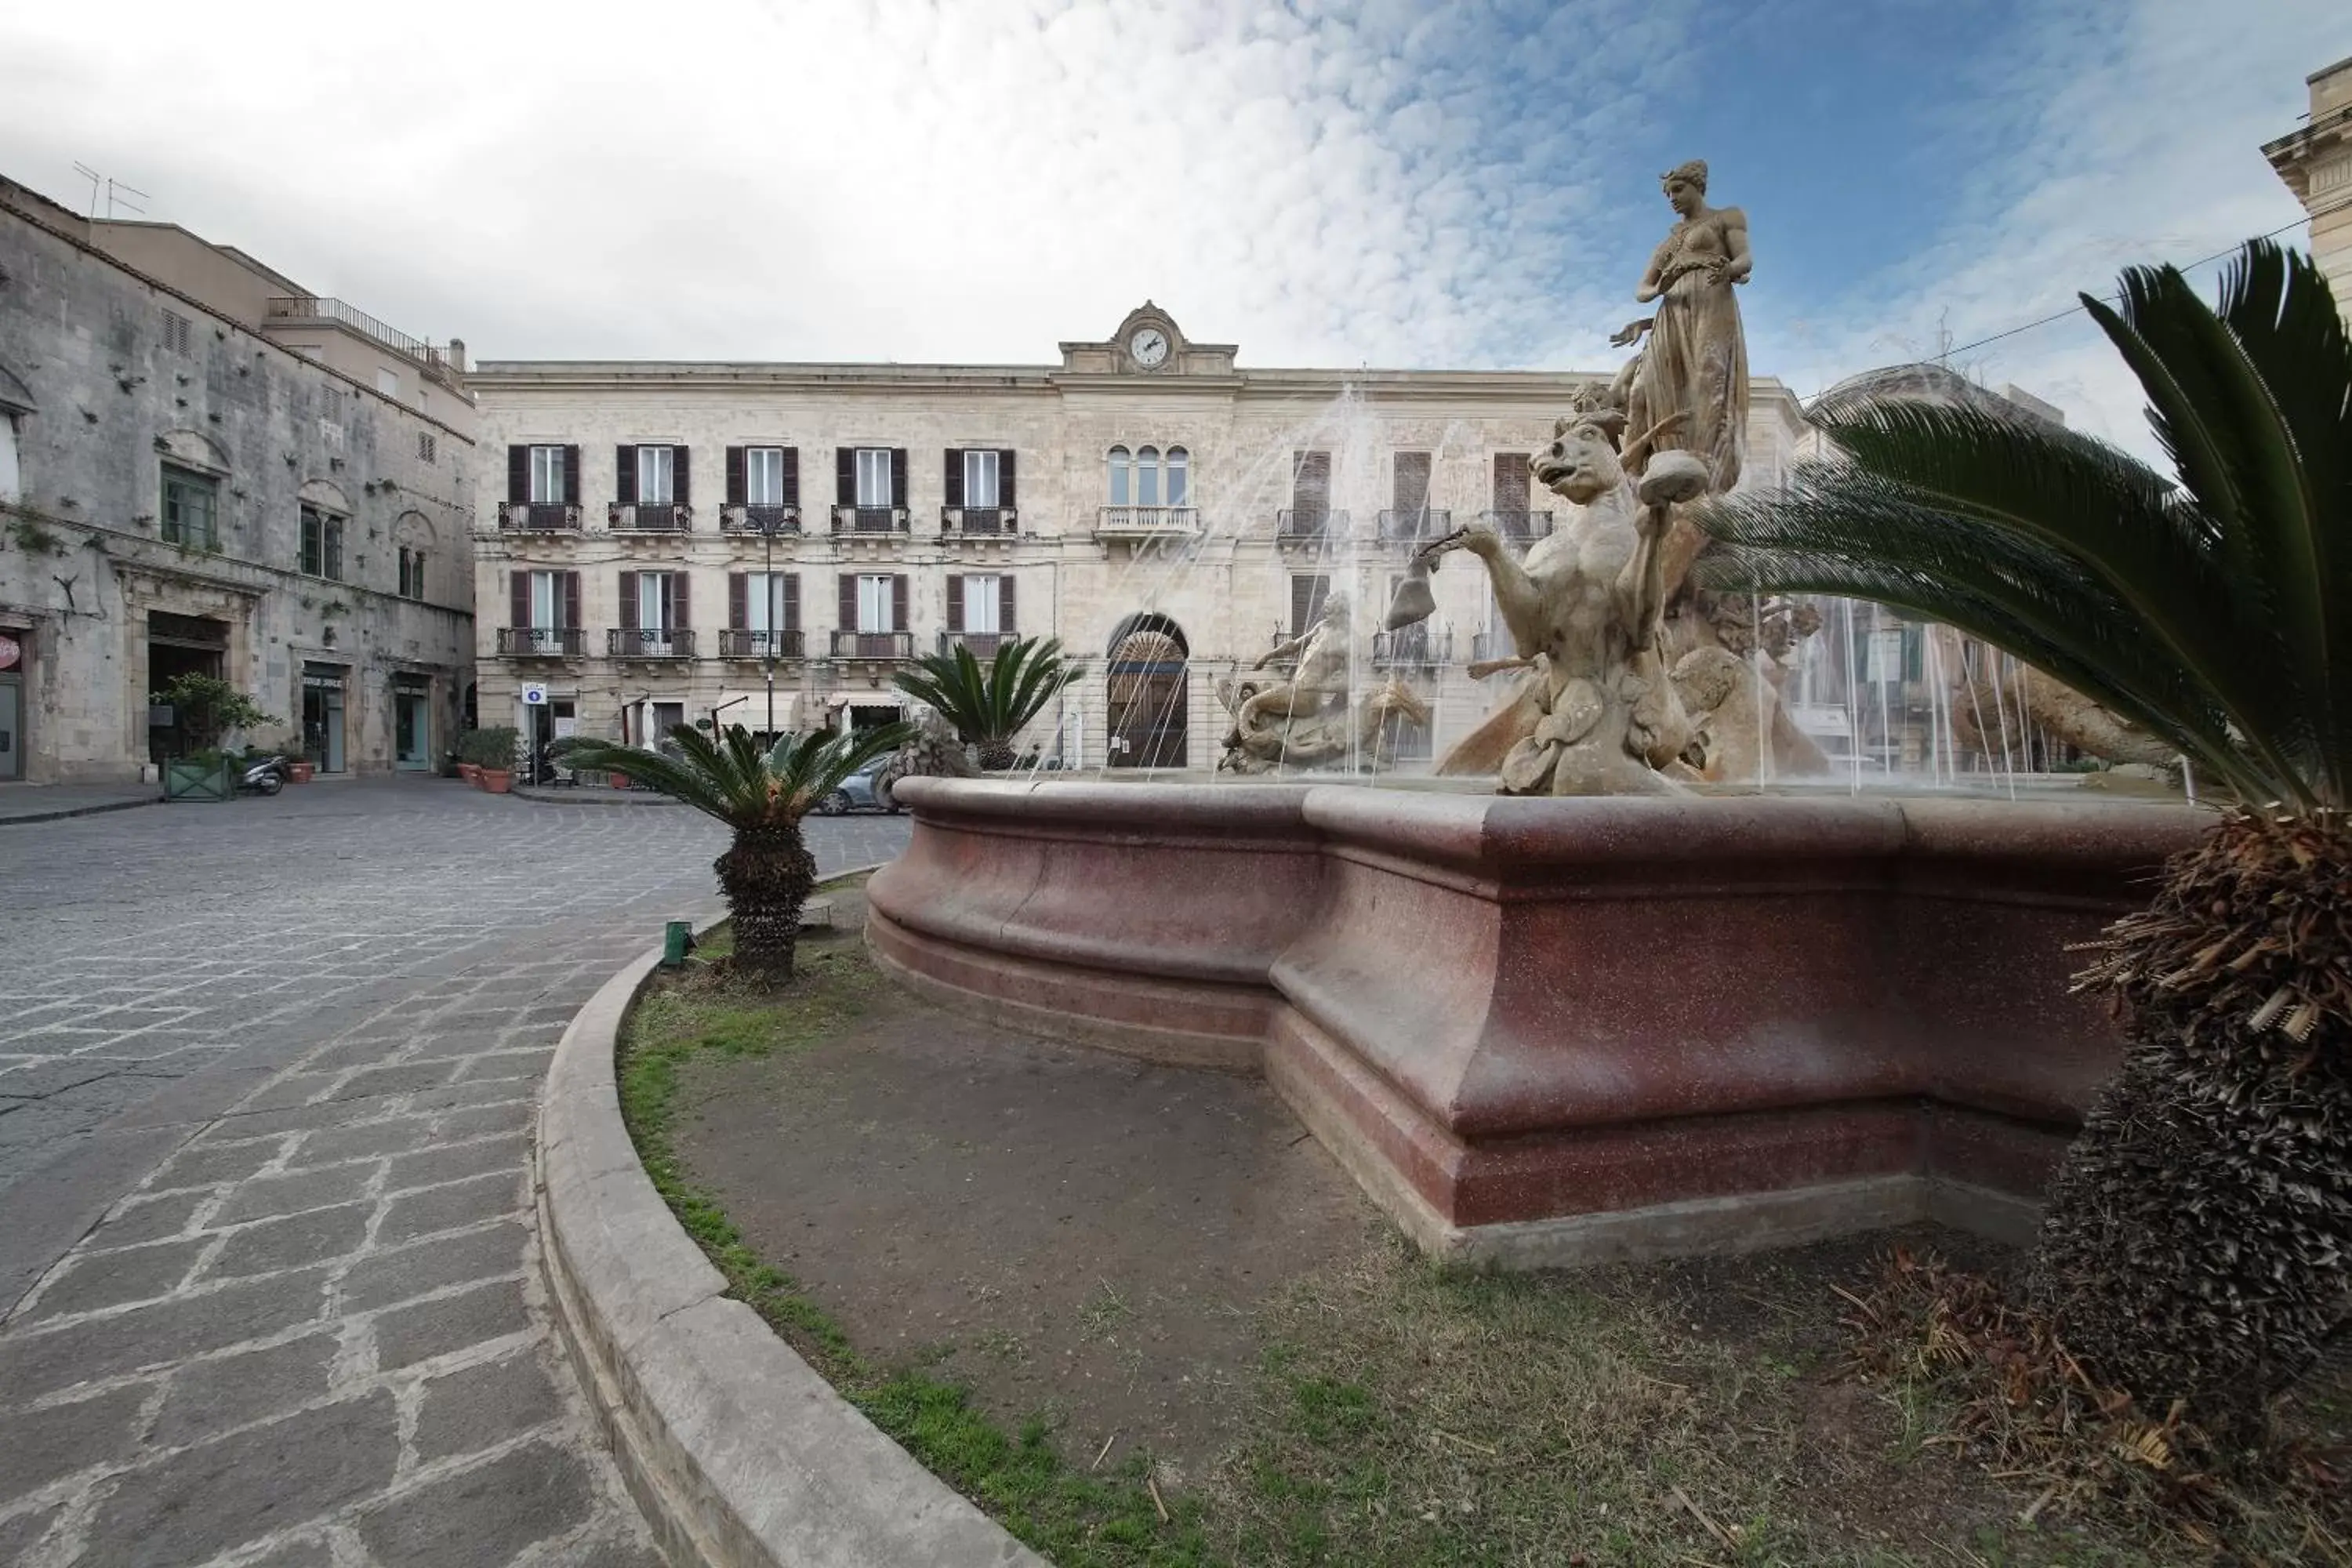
[
  {"left": 1371, "top": 628, "right": 1451, "bottom": 668},
  {"left": 1479, "top": 509, "right": 1554, "bottom": 543},
  {"left": 718, "top": 628, "right": 805, "bottom": 659},
  {"left": 721, "top": 504, "right": 802, "bottom": 535},
  {"left": 1277, "top": 508, "right": 1347, "bottom": 540},
  {"left": 608, "top": 629, "right": 697, "bottom": 658},
  {"left": 497, "top": 626, "right": 586, "bottom": 656},
  {"left": 831, "top": 630, "right": 914, "bottom": 659},
  {"left": 608, "top": 503, "right": 690, "bottom": 532},
  {"left": 1377, "top": 508, "right": 1452, "bottom": 543},
  {"left": 942, "top": 506, "right": 1017, "bottom": 537},
  {"left": 830, "top": 506, "right": 910, "bottom": 535},
  {"left": 497, "top": 502, "right": 581, "bottom": 532},
  {"left": 1094, "top": 505, "right": 1200, "bottom": 538},
  {"left": 1471, "top": 631, "right": 1525, "bottom": 663},
  {"left": 938, "top": 630, "right": 1011, "bottom": 658}
]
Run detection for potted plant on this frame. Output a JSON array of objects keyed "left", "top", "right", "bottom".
[
  {"left": 289, "top": 749, "right": 316, "bottom": 785},
  {"left": 151, "top": 674, "right": 279, "bottom": 804},
  {"left": 162, "top": 749, "right": 238, "bottom": 802},
  {"left": 463, "top": 726, "right": 520, "bottom": 793}
]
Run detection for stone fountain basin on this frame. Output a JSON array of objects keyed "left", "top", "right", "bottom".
[{"left": 867, "top": 779, "right": 2206, "bottom": 1267}]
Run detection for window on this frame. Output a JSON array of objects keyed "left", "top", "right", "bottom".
[
  {"left": 397, "top": 546, "right": 426, "bottom": 600},
  {"left": 161, "top": 466, "right": 219, "bottom": 549},
  {"left": 528, "top": 445, "right": 567, "bottom": 504},
  {"left": 299, "top": 506, "right": 345, "bottom": 579},
  {"left": 855, "top": 448, "right": 894, "bottom": 508},
  {"left": 1290, "top": 573, "right": 1330, "bottom": 635},
  {"left": 746, "top": 447, "right": 786, "bottom": 506},
  {"left": 745, "top": 572, "right": 797, "bottom": 632},
  {"left": 1291, "top": 451, "right": 1331, "bottom": 518},
  {"left": 963, "top": 449, "right": 999, "bottom": 508},
  {"left": 856, "top": 574, "right": 898, "bottom": 633},
  {"left": 1106, "top": 446, "right": 1131, "bottom": 505},
  {"left": 636, "top": 572, "right": 677, "bottom": 636},
  {"left": 162, "top": 310, "right": 193, "bottom": 356},
  {"left": 322, "top": 387, "right": 342, "bottom": 423},
  {"left": 376, "top": 368, "right": 400, "bottom": 399},
  {"left": 1166, "top": 447, "right": 1189, "bottom": 506},
  {"left": 416, "top": 431, "right": 437, "bottom": 465},
  {"left": 1, "top": 414, "right": 21, "bottom": 504},
  {"left": 1492, "top": 453, "right": 1531, "bottom": 513},
  {"left": 1393, "top": 451, "right": 1432, "bottom": 514},
  {"left": 1136, "top": 446, "right": 1161, "bottom": 506},
  {"left": 637, "top": 445, "right": 674, "bottom": 506},
  {"left": 962, "top": 575, "right": 1002, "bottom": 635},
  {"left": 529, "top": 570, "right": 565, "bottom": 628}
]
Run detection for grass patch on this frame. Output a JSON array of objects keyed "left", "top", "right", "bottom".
[{"left": 619, "top": 904, "right": 1213, "bottom": 1567}]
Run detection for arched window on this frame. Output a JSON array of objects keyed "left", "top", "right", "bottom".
[
  {"left": 1165, "top": 446, "right": 1189, "bottom": 508},
  {"left": 1136, "top": 445, "right": 1160, "bottom": 506},
  {"left": 1107, "top": 446, "right": 1131, "bottom": 506}
]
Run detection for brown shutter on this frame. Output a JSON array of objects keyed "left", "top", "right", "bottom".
[
  {"left": 563, "top": 446, "right": 581, "bottom": 506},
  {"left": 1000, "top": 575, "right": 1016, "bottom": 633},
  {"left": 838, "top": 572, "right": 856, "bottom": 630},
  {"left": 1292, "top": 574, "right": 1329, "bottom": 634},
  {"left": 780, "top": 448, "right": 799, "bottom": 506},
  {"left": 507, "top": 445, "right": 528, "bottom": 504},
  {"left": 892, "top": 574, "right": 909, "bottom": 633},
  {"left": 1394, "top": 451, "right": 1431, "bottom": 511},
  {"left": 836, "top": 448, "right": 855, "bottom": 505},
  {"left": 619, "top": 571, "right": 639, "bottom": 630},
  {"left": 670, "top": 573, "right": 689, "bottom": 629},
  {"left": 946, "top": 575, "right": 964, "bottom": 632},
  {"left": 725, "top": 447, "right": 745, "bottom": 506},
  {"left": 1494, "top": 452, "right": 1529, "bottom": 512},
  {"left": 1000, "top": 448, "right": 1016, "bottom": 509},
  {"left": 674, "top": 446, "right": 690, "bottom": 506},
  {"left": 728, "top": 572, "right": 747, "bottom": 629},
  {"left": 944, "top": 449, "right": 964, "bottom": 507},
  {"left": 563, "top": 570, "right": 582, "bottom": 627},
  {"left": 1294, "top": 451, "right": 1330, "bottom": 511},
  {"left": 510, "top": 569, "right": 530, "bottom": 626},
  {"left": 782, "top": 573, "right": 800, "bottom": 631},
  {"left": 615, "top": 445, "right": 636, "bottom": 503},
  {"left": 890, "top": 448, "right": 907, "bottom": 509}
]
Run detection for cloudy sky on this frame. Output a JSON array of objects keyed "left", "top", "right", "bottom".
[{"left": 2, "top": 0, "right": 2343, "bottom": 452}]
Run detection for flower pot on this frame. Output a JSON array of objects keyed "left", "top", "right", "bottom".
[
  {"left": 162, "top": 758, "right": 236, "bottom": 802},
  {"left": 289, "top": 760, "right": 315, "bottom": 784},
  {"left": 459, "top": 762, "right": 481, "bottom": 785},
  {"left": 479, "top": 768, "right": 512, "bottom": 794},
  {"left": 610, "top": 771, "right": 632, "bottom": 790}
]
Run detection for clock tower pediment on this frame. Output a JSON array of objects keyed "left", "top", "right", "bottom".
[{"left": 1058, "top": 303, "right": 1236, "bottom": 377}]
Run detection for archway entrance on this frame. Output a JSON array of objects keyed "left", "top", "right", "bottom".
[{"left": 1106, "top": 614, "right": 1188, "bottom": 768}]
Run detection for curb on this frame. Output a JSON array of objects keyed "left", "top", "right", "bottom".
[
  {"left": 535, "top": 890, "right": 1041, "bottom": 1568},
  {"left": 0, "top": 795, "right": 163, "bottom": 826},
  {"left": 513, "top": 786, "right": 681, "bottom": 807}
]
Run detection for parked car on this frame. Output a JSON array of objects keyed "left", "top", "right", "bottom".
[{"left": 815, "top": 754, "right": 904, "bottom": 815}]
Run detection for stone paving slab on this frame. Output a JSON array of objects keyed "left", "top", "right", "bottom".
[{"left": 0, "top": 778, "right": 909, "bottom": 1567}]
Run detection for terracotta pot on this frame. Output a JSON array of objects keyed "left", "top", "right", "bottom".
[
  {"left": 479, "top": 769, "right": 512, "bottom": 794},
  {"left": 289, "top": 760, "right": 315, "bottom": 784},
  {"left": 459, "top": 761, "right": 480, "bottom": 783},
  {"left": 610, "top": 771, "right": 632, "bottom": 790}
]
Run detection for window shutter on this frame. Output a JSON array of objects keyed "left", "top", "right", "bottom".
[
  {"left": 1000, "top": 448, "right": 1016, "bottom": 509},
  {"left": 510, "top": 569, "right": 529, "bottom": 626},
  {"left": 615, "top": 445, "right": 636, "bottom": 504},
  {"left": 671, "top": 573, "right": 690, "bottom": 629},
  {"left": 563, "top": 446, "right": 581, "bottom": 506},
  {"left": 890, "top": 448, "right": 907, "bottom": 510},
  {"left": 838, "top": 572, "right": 856, "bottom": 630},
  {"left": 728, "top": 572, "right": 747, "bottom": 629},
  {"left": 836, "top": 448, "right": 854, "bottom": 506},
  {"left": 783, "top": 573, "right": 800, "bottom": 630},
  {"left": 1494, "top": 452, "right": 1529, "bottom": 512},
  {"left": 506, "top": 445, "right": 528, "bottom": 504},
  {"left": 1000, "top": 575, "right": 1016, "bottom": 633},
  {"left": 944, "top": 449, "right": 964, "bottom": 507},
  {"left": 780, "top": 448, "right": 799, "bottom": 506},
  {"left": 1293, "top": 575, "right": 1329, "bottom": 634},
  {"left": 674, "top": 445, "right": 690, "bottom": 506},
  {"left": 619, "top": 571, "right": 639, "bottom": 630},
  {"left": 726, "top": 447, "right": 745, "bottom": 506},
  {"left": 563, "top": 570, "right": 582, "bottom": 627},
  {"left": 892, "top": 574, "right": 909, "bottom": 633},
  {"left": 946, "top": 575, "right": 964, "bottom": 632}
]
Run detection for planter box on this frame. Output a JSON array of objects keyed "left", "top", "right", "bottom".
[
  {"left": 289, "top": 760, "right": 315, "bottom": 784},
  {"left": 611, "top": 772, "right": 633, "bottom": 790},
  {"left": 479, "top": 769, "right": 513, "bottom": 794},
  {"left": 162, "top": 759, "right": 237, "bottom": 802}
]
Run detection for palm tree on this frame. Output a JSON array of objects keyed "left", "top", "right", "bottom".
[
  {"left": 1694, "top": 239, "right": 2349, "bottom": 1431},
  {"left": 555, "top": 721, "right": 913, "bottom": 978},
  {"left": 892, "top": 635, "right": 1077, "bottom": 770}
]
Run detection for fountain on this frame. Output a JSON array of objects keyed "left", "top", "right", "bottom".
[{"left": 867, "top": 161, "right": 2209, "bottom": 1267}]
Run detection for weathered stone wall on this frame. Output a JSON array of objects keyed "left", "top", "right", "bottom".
[{"left": 0, "top": 197, "right": 475, "bottom": 782}]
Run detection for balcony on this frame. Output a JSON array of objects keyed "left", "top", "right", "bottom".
[
  {"left": 831, "top": 506, "right": 910, "bottom": 535},
  {"left": 1094, "top": 505, "right": 1200, "bottom": 540},
  {"left": 941, "top": 506, "right": 1018, "bottom": 538},
  {"left": 721, "top": 504, "right": 802, "bottom": 535},
  {"left": 938, "top": 630, "right": 1011, "bottom": 659},
  {"left": 609, "top": 503, "right": 691, "bottom": 533},
  {"left": 1472, "top": 631, "right": 1530, "bottom": 664},
  {"left": 608, "top": 630, "right": 698, "bottom": 659},
  {"left": 1479, "top": 510, "right": 1555, "bottom": 543},
  {"left": 497, "top": 626, "right": 586, "bottom": 657},
  {"left": 1277, "top": 508, "right": 1348, "bottom": 542},
  {"left": 497, "top": 502, "right": 581, "bottom": 533},
  {"left": 1377, "top": 508, "right": 1452, "bottom": 544},
  {"left": 830, "top": 630, "right": 913, "bottom": 659},
  {"left": 718, "top": 629, "right": 805, "bottom": 659},
  {"left": 1372, "top": 628, "right": 1452, "bottom": 669}
]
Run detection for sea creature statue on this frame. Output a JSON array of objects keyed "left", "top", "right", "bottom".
[
  {"left": 874, "top": 707, "right": 977, "bottom": 803},
  {"left": 1216, "top": 590, "right": 1432, "bottom": 773}
]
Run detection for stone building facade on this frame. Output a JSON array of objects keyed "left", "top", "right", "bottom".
[
  {"left": 0, "top": 176, "right": 476, "bottom": 782},
  {"left": 2267, "top": 53, "right": 2352, "bottom": 310},
  {"left": 469, "top": 304, "right": 1808, "bottom": 772}
]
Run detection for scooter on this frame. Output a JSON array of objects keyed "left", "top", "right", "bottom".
[{"left": 236, "top": 754, "right": 292, "bottom": 796}]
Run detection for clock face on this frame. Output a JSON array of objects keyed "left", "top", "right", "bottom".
[{"left": 1130, "top": 328, "right": 1170, "bottom": 368}]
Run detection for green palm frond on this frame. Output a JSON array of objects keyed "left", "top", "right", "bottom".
[
  {"left": 557, "top": 721, "right": 913, "bottom": 826},
  {"left": 891, "top": 635, "right": 1077, "bottom": 751},
  {"left": 1696, "top": 238, "right": 2350, "bottom": 811}
]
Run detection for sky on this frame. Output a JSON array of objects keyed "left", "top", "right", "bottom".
[{"left": 1, "top": 0, "right": 2344, "bottom": 456}]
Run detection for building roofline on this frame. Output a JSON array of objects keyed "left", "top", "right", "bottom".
[{"left": 2310, "top": 52, "right": 2352, "bottom": 86}]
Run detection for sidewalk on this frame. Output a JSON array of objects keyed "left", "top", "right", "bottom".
[{"left": 0, "top": 782, "right": 164, "bottom": 826}]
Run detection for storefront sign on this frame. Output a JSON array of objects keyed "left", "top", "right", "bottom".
[{"left": 0, "top": 633, "right": 20, "bottom": 671}]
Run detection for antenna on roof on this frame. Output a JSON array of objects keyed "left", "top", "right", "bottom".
[{"left": 71, "top": 162, "right": 148, "bottom": 220}]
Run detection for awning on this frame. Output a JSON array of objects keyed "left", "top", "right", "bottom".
[{"left": 708, "top": 692, "right": 798, "bottom": 731}]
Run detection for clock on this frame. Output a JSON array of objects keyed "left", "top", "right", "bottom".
[{"left": 1129, "top": 328, "right": 1170, "bottom": 368}]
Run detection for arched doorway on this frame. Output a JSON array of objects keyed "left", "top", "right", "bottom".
[{"left": 1105, "top": 613, "right": 1188, "bottom": 768}]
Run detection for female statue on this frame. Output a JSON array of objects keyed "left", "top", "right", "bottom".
[{"left": 1611, "top": 159, "right": 1751, "bottom": 495}]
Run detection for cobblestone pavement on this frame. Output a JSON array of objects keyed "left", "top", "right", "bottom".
[{"left": 0, "top": 779, "right": 910, "bottom": 1567}]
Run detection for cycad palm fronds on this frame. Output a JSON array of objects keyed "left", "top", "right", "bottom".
[
  {"left": 1695, "top": 238, "right": 2350, "bottom": 811},
  {"left": 557, "top": 722, "right": 912, "bottom": 827},
  {"left": 892, "top": 636, "right": 1077, "bottom": 764}
]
